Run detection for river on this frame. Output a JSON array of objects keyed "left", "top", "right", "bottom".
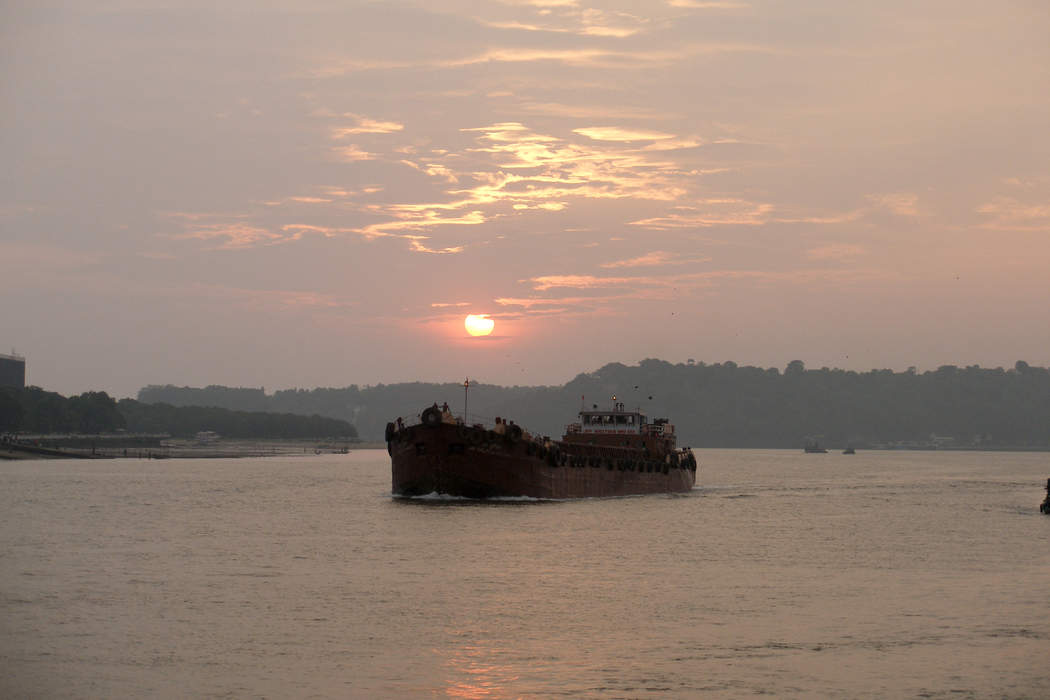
[{"left": 1, "top": 449, "right": 1047, "bottom": 698}]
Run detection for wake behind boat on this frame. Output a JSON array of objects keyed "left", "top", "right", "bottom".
[{"left": 387, "top": 400, "right": 697, "bottom": 499}]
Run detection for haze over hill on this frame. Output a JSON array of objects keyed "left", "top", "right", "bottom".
[{"left": 139, "top": 359, "right": 1050, "bottom": 449}]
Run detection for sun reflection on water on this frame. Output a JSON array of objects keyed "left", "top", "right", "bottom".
[{"left": 443, "top": 643, "right": 520, "bottom": 699}]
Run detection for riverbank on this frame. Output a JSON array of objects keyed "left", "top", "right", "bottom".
[{"left": 0, "top": 437, "right": 364, "bottom": 460}]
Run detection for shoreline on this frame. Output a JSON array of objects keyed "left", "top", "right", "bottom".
[{"left": 0, "top": 438, "right": 374, "bottom": 460}]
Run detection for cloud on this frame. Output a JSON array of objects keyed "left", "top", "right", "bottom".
[
  {"left": 331, "top": 114, "right": 404, "bottom": 136},
  {"left": 976, "top": 196, "right": 1050, "bottom": 231},
  {"left": 600, "top": 251, "right": 711, "bottom": 268},
  {"left": 667, "top": 1, "right": 749, "bottom": 8},
  {"left": 574, "top": 126, "right": 677, "bottom": 142},
  {"left": 279, "top": 223, "right": 465, "bottom": 254},
  {"left": 332, "top": 145, "right": 375, "bottom": 162},
  {"left": 400, "top": 160, "right": 460, "bottom": 183},
  {"left": 181, "top": 283, "right": 356, "bottom": 314},
  {"left": 311, "top": 42, "right": 776, "bottom": 77},
  {"left": 867, "top": 192, "right": 919, "bottom": 217},
  {"left": 519, "top": 102, "right": 667, "bottom": 120},
  {"left": 334, "top": 120, "right": 700, "bottom": 253},
  {"left": 527, "top": 274, "right": 637, "bottom": 290},
  {"left": 351, "top": 208, "right": 486, "bottom": 247},
  {"left": 642, "top": 138, "right": 705, "bottom": 151},
  {"left": 175, "top": 223, "right": 301, "bottom": 250},
  {"left": 806, "top": 243, "right": 867, "bottom": 261},
  {"left": 630, "top": 199, "right": 774, "bottom": 228},
  {"left": 280, "top": 224, "right": 343, "bottom": 238}
]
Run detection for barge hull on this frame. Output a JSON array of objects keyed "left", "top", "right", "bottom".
[{"left": 390, "top": 422, "right": 695, "bottom": 499}]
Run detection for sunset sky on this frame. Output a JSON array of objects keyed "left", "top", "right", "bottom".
[{"left": 3, "top": 0, "right": 1048, "bottom": 398}]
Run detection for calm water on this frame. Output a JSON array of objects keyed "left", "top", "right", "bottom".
[{"left": 1, "top": 449, "right": 1048, "bottom": 699}]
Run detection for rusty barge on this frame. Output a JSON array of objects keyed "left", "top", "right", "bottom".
[{"left": 387, "top": 401, "right": 697, "bottom": 499}]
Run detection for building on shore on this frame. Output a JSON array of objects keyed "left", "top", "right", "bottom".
[{"left": 0, "top": 352, "right": 26, "bottom": 389}]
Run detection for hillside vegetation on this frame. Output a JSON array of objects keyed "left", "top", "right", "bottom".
[
  {"left": 0, "top": 387, "right": 356, "bottom": 439},
  {"left": 138, "top": 359, "right": 1050, "bottom": 449}
]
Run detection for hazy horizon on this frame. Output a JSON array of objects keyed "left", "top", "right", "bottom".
[
  {"left": 124, "top": 356, "right": 1050, "bottom": 402},
  {"left": 4, "top": 1, "right": 1048, "bottom": 399}
]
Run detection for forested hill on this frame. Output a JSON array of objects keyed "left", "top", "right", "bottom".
[
  {"left": 0, "top": 387, "right": 356, "bottom": 439},
  {"left": 138, "top": 359, "right": 1050, "bottom": 449}
]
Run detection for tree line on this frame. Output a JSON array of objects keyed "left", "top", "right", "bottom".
[
  {"left": 138, "top": 359, "right": 1050, "bottom": 448},
  {"left": 0, "top": 387, "right": 356, "bottom": 439}
]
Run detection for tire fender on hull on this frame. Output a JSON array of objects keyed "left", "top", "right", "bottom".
[{"left": 421, "top": 407, "right": 442, "bottom": 427}]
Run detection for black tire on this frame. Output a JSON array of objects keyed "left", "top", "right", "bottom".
[{"left": 421, "top": 407, "right": 442, "bottom": 428}]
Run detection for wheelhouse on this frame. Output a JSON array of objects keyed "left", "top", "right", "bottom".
[{"left": 565, "top": 403, "right": 675, "bottom": 440}]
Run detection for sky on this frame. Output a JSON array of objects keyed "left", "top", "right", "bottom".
[{"left": 2, "top": 0, "right": 1049, "bottom": 398}]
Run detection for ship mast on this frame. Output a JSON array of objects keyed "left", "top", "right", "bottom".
[{"left": 463, "top": 378, "right": 470, "bottom": 423}]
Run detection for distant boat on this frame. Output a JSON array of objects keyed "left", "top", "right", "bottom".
[
  {"left": 804, "top": 438, "right": 827, "bottom": 453},
  {"left": 195, "top": 430, "right": 220, "bottom": 445},
  {"left": 842, "top": 447, "right": 856, "bottom": 455}
]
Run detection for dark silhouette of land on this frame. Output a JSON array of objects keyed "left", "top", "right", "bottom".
[
  {"left": 0, "top": 387, "right": 356, "bottom": 440},
  {"left": 137, "top": 359, "right": 1050, "bottom": 449}
]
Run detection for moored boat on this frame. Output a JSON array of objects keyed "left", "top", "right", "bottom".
[
  {"left": 804, "top": 438, "right": 828, "bottom": 453},
  {"left": 387, "top": 401, "right": 697, "bottom": 499}
]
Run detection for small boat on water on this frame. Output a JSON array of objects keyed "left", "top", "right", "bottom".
[
  {"left": 803, "top": 438, "right": 828, "bottom": 454},
  {"left": 387, "top": 400, "right": 697, "bottom": 499},
  {"left": 1041, "top": 478, "right": 1050, "bottom": 515},
  {"left": 842, "top": 447, "right": 856, "bottom": 455}
]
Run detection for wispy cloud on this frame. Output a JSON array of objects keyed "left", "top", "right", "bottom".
[
  {"left": 332, "top": 145, "right": 375, "bottom": 162},
  {"left": 806, "top": 243, "right": 867, "bottom": 261},
  {"left": 494, "top": 265, "right": 894, "bottom": 318},
  {"left": 574, "top": 126, "right": 676, "bottom": 142},
  {"left": 311, "top": 42, "right": 777, "bottom": 77},
  {"left": 519, "top": 102, "right": 668, "bottom": 120},
  {"left": 528, "top": 274, "right": 637, "bottom": 291},
  {"left": 327, "top": 120, "right": 701, "bottom": 253},
  {"left": 281, "top": 222, "right": 468, "bottom": 254},
  {"left": 175, "top": 223, "right": 301, "bottom": 250},
  {"left": 867, "top": 192, "right": 919, "bottom": 217},
  {"left": 667, "top": 1, "right": 749, "bottom": 8},
  {"left": 331, "top": 114, "right": 404, "bottom": 136},
  {"left": 600, "top": 251, "right": 711, "bottom": 268},
  {"left": 630, "top": 199, "right": 774, "bottom": 228},
  {"left": 976, "top": 196, "right": 1050, "bottom": 231},
  {"left": 481, "top": 3, "right": 648, "bottom": 38}
]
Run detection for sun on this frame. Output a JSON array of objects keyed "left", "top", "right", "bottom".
[{"left": 464, "top": 314, "right": 495, "bottom": 337}]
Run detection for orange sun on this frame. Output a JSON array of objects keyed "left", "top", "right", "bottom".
[{"left": 464, "top": 314, "right": 495, "bottom": 337}]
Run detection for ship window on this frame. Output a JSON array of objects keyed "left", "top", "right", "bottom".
[
  {"left": 615, "top": 415, "right": 626, "bottom": 425},
  {"left": 628, "top": 415, "right": 635, "bottom": 424}
]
